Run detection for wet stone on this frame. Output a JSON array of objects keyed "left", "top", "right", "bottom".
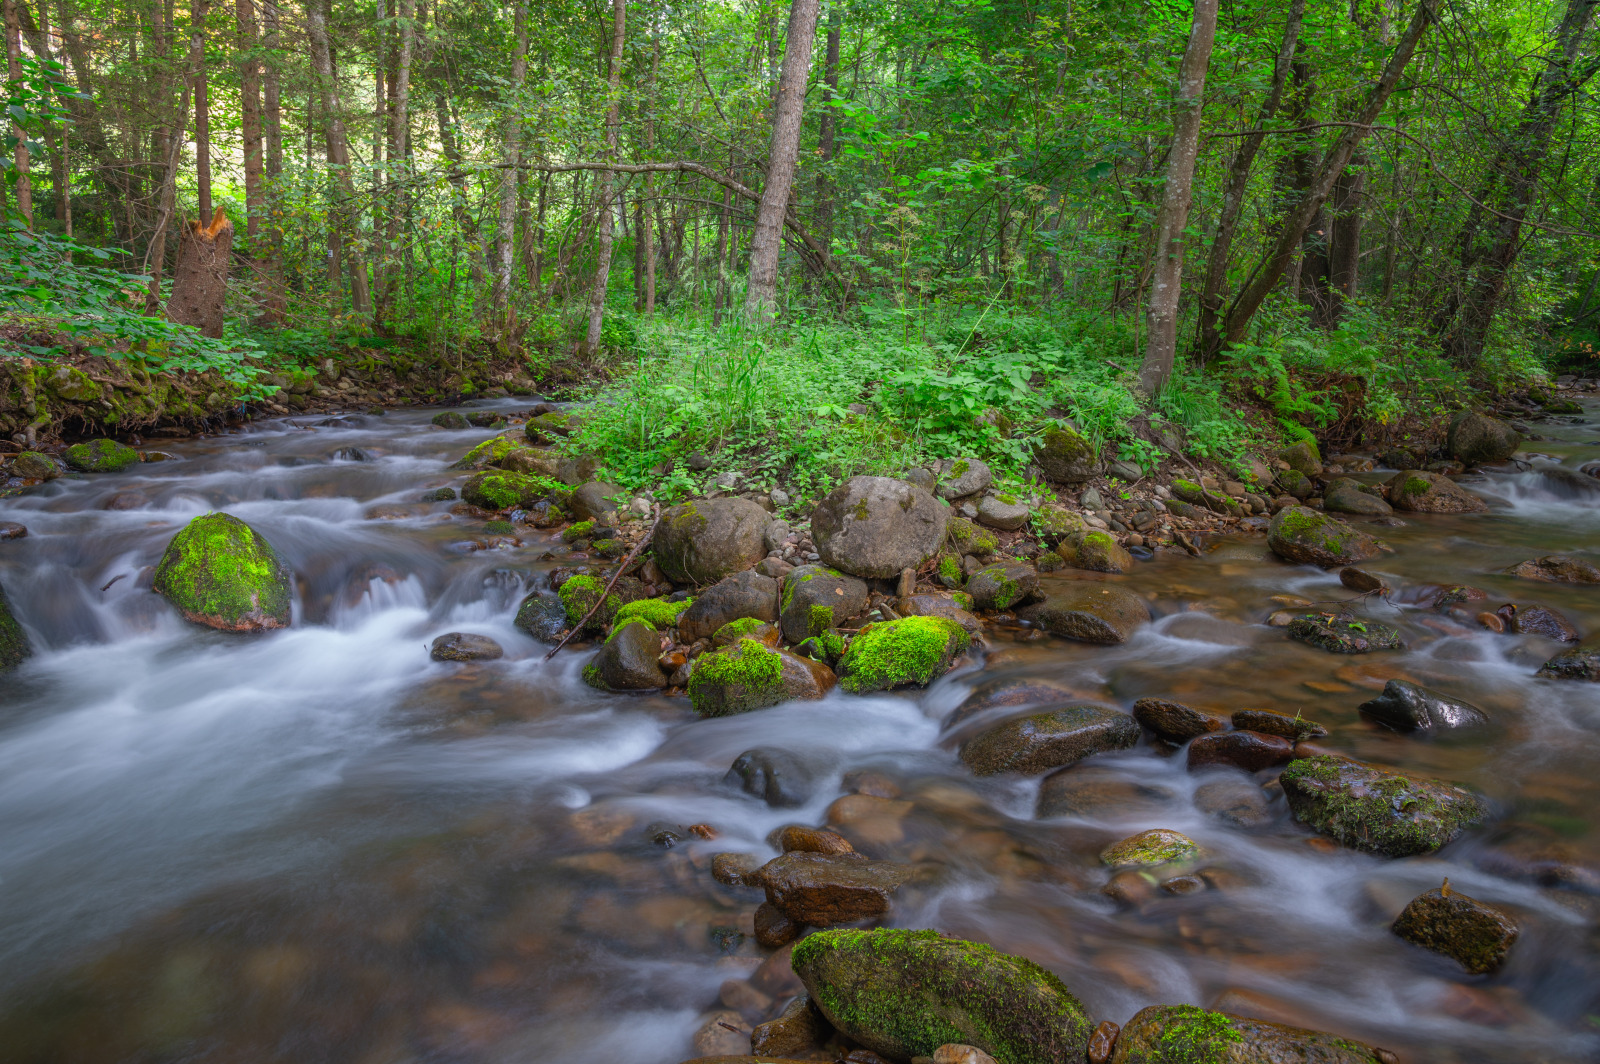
[
  {"left": 933, "top": 1045, "right": 997, "bottom": 1064},
  {"left": 755, "top": 852, "right": 911, "bottom": 926},
  {"left": 1338, "top": 566, "right": 1387, "bottom": 593},
  {"left": 429, "top": 632, "right": 504, "bottom": 662},
  {"left": 1287, "top": 614, "right": 1404, "bottom": 654},
  {"left": 1112, "top": 1005, "right": 1388, "bottom": 1064},
  {"left": 1392, "top": 886, "right": 1519, "bottom": 975},
  {"left": 1230, "top": 708, "right": 1326, "bottom": 741},
  {"left": 1503, "top": 554, "right": 1600, "bottom": 584},
  {"left": 1036, "top": 767, "right": 1174, "bottom": 819},
  {"left": 945, "top": 676, "right": 1085, "bottom": 731},
  {"left": 1132, "top": 698, "right": 1228, "bottom": 744},
  {"left": 1280, "top": 756, "right": 1488, "bottom": 858},
  {"left": 1016, "top": 584, "right": 1151, "bottom": 644},
  {"left": 0, "top": 521, "right": 27, "bottom": 540},
  {"left": 1537, "top": 643, "right": 1600, "bottom": 681},
  {"left": 752, "top": 901, "right": 800, "bottom": 949},
  {"left": 965, "top": 562, "right": 1040, "bottom": 611},
  {"left": 711, "top": 853, "right": 760, "bottom": 886},
  {"left": 775, "top": 825, "right": 856, "bottom": 856},
  {"left": 1101, "top": 828, "right": 1198, "bottom": 869},
  {"left": 1193, "top": 777, "right": 1273, "bottom": 828},
  {"left": 1267, "top": 506, "right": 1381, "bottom": 567},
  {"left": 959, "top": 704, "right": 1140, "bottom": 776},
  {"left": 750, "top": 995, "right": 826, "bottom": 1056},
  {"left": 725, "top": 748, "right": 816, "bottom": 808},
  {"left": 1506, "top": 604, "right": 1580, "bottom": 642},
  {"left": 1187, "top": 730, "right": 1295, "bottom": 773},
  {"left": 1358, "top": 680, "right": 1489, "bottom": 732}
]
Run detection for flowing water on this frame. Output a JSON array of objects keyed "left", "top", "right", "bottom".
[{"left": 1, "top": 403, "right": 1598, "bottom": 1064}]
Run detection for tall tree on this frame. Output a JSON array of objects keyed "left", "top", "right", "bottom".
[
  {"left": 1137, "top": 0, "right": 1218, "bottom": 394},
  {"left": 744, "top": 0, "right": 821, "bottom": 320},
  {"left": 583, "top": 0, "right": 625, "bottom": 354},
  {"left": 3, "top": 0, "right": 32, "bottom": 227},
  {"left": 237, "top": 0, "right": 264, "bottom": 307},
  {"left": 190, "top": 0, "right": 212, "bottom": 219},
  {"left": 490, "top": 0, "right": 528, "bottom": 337},
  {"left": 306, "top": 0, "right": 371, "bottom": 314},
  {"left": 259, "top": 0, "right": 286, "bottom": 322}
]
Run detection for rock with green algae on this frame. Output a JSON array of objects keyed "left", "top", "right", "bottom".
[
  {"left": 1266, "top": 506, "right": 1381, "bottom": 568},
  {"left": 583, "top": 618, "right": 667, "bottom": 690},
  {"left": 835, "top": 615, "right": 970, "bottom": 694},
  {"left": 780, "top": 564, "right": 869, "bottom": 643},
  {"left": 1172, "top": 479, "right": 1242, "bottom": 516},
  {"left": 63, "top": 438, "right": 139, "bottom": 473},
  {"left": 1017, "top": 584, "right": 1150, "bottom": 644},
  {"left": 1287, "top": 613, "right": 1403, "bottom": 654},
  {"left": 790, "top": 928, "right": 1094, "bottom": 1064},
  {"left": 1100, "top": 828, "right": 1199, "bottom": 869},
  {"left": 1385, "top": 470, "right": 1488, "bottom": 514},
  {"left": 431, "top": 411, "right": 470, "bottom": 429},
  {"left": 462, "top": 470, "right": 567, "bottom": 511},
  {"left": 151, "top": 513, "right": 292, "bottom": 631},
  {"left": 558, "top": 574, "right": 621, "bottom": 631},
  {"left": 11, "top": 451, "right": 64, "bottom": 480},
  {"left": 899, "top": 593, "right": 982, "bottom": 634},
  {"left": 513, "top": 592, "right": 567, "bottom": 642},
  {"left": 1280, "top": 755, "right": 1487, "bottom": 857},
  {"left": 614, "top": 596, "right": 693, "bottom": 629},
  {"left": 0, "top": 579, "right": 31, "bottom": 670},
  {"left": 712, "top": 617, "right": 779, "bottom": 646},
  {"left": 654, "top": 497, "right": 772, "bottom": 585},
  {"left": 1056, "top": 530, "right": 1132, "bottom": 574},
  {"left": 1033, "top": 422, "right": 1102, "bottom": 484},
  {"left": 1536, "top": 642, "right": 1600, "bottom": 681},
  {"left": 811, "top": 476, "right": 949, "bottom": 579},
  {"left": 965, "top": 563, "right": 1039, "bottom": 611},
  {"left": 561, "top": 519, "right": 596, "bottom": 543},
  {"left": 1108, "top": 1005, "right": 1386, "bottom": 1063},
  {"left": 1278, "top": 439, "right": 1323, "bottom": 476},
  {"left": 959, "top": 704, "right": 1140, "bottom": 776},
  {"left": 524, "top": 409, "right": 583, "bottom": 443},
  {"left": 450, "top": 433, "right": 548, "bottom": 471},
  {"left": 1391, "top": 885, "right": 1519, "bottom": 975},
  {"left": 687, "top": 638, "right": 836, "bottom": 717}
]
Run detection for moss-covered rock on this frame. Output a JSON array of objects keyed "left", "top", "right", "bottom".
[
  {"left": 1109, "top": 1005, "right": 1384, "bottom": 1063},
  {"left": 836, "top": 615, "right": 970, "bottom": 693},
  {"left": 1266, "top": 506, "right": 1381, "bottom": 567},
  {"left": 451, "top": 433, "right": 536, "bottom": 470},
  {"left": 975, "top": 492, "right": 1031, "bottom": 530},
  {"left": 46, "top": 364, "right": 104, "bottom": 402},
  {"left": 1100, "top": 828, "right": 1198, "bottom": 869},
  {"left": 791, "top": 928, "right": 1094, "bottom": 1064},
  {"left": 1034, "top": 422, "right": 1102, "bottom": 484},
  {"left": 1033, "top": 506, "right": 1087, "bottom": 541},
  {"left": 614, "top": 596, "right": 693, "bottom": 629},
  {"left": 899, "top": 593, "right": 982, "bottom": 635},
  {"left": 584, "top": 618, "right": 667, "bottom": 690},
  {"left": 812, "top": 476, "right": 949, "bottom": 579},
  {"left": 936, "top": 552, "right": 965, "bottom": 588},
  {"left": 462, "top": 470, "right": 567, "bottom": 511},
  {"left": 1386, "top": 469, "right": 1488, "bottom": 514},
  {"left": 63, "top": 438, "right": 139, "bottom": 473},
  {"left": 935, "top": 456, "right": 993, "bottom": 499},
  {"left": 1057, "top": 530, "right": 1132, "bottom": 573},
  {"left": 569, "top": 481, "right": 627, "bottom": 521},
  {"left": 1447, "top": 410, "right": 1520, "bottom": 466},
  {"left": 513, "top": 592, "right": 568, "bottom": 642},
  {"left": 1017, "top": 584, "right": 1150, "bottom": 644},
  {"left": 1278, "top": 440, "right": 1322, "bottom": 476},
  {"left": 1172, "top": 479, "right": 1242, "bottom": 516},
  {"left": 0, "top": 579, "right": 31, "bottom": 670},
  {"left": 151, "top": 513, "right": 292, "bottom": 631},
  {"left": 559, "top": 573, "right": 629, "bottom": 632},
  {"left": 966, "top": 563, "right": 1040, "bottom": 611},
  {"left": 524, "top": 409, "right": 583, "bottom": 443},
  {"left": 959, "top": 704, "right": 1140, "bottom": 776},
  {"left": 1536, "top": 642, "right": 1600, "bottom": 681},
  {"left": 561, "top": 519, "right": 596, "bottom": 543},
  {"left": 1391, "top": 886, "right": 1519, "bottom": 975},
  {"left": 1287, "top": 613, "right": 1403, "bottom": 654},
  {"left": 1280, "top": 756, "right": 1487, "bottom": 857},
  {"left": 431, "top": 411, "right": 470, "bottom": 429},
  {"left": 712, "top": 616, "right": 779, "bottom": 646},
  {"left": 687, "top": 639, "right": 836, "bottom": 716},
  {"left": 1275, "top": 468, "right": 1314, "bottom": 500},
  {"left": 11, "top": 451, "right": 64, "bottom": 480},
  {"left": 779, "top": 564, "right": 869, "bottom": 643},
  {"left": 654, "top": 497, "right": 772, "bottom": 585}
]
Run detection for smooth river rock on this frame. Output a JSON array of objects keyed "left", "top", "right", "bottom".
[
  {"left": 1132, "top": 698, "right": 1228, "bottom": 743},
  {"left": 429, "top": 632, "right": 504, "bottom": 662},
  {"left": 1267, "top": 506, "right": 1381, "bottom": 568},
  {"left": 1017, "top": 584, "right": 1150, "bottom": 644},
  {"left": 754, "top": 852, "right": 909, "bottom": 926},
  {"left": 1448, "top": 410, "right": 1521, "bottom": 466},
  {"left": 1386, "top": 470, "right": 1488, "bottom": 514},
  {"left": 583, "top": 618, "right": 667, "bottom": 690},
  {"left": 678, "top": 570, "right": 779, "bottom": 642},
  {"left": 1358, "top": 680, "right": 1489, "bottom": 732},
  {"left": 960, "top": 704, "right": 1140, "bottom": 776},
  {"left": 811, "top": 476, "right": 949, "bottom": 578},
  {"left": 655, "top": 497, "right": 773, "bottom": 585},
  {"left": 1392, "top": 885, "right": 1519, "bottom": 975}
]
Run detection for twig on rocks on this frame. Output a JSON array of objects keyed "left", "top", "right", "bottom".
[{"left": 544, "top": 503, "right": 662, "bottom": 661}]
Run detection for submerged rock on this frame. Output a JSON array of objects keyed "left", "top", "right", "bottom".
[
  {"left": 1110, "top": 1005, "right": 1387, "bottom": 1064},
  {"left": 0, "top": 579, "right": 31, "bottom": 670},
  {"left": 1448, "top": 410, "right": 1521, "bottom": 466},
  {"left": 779, "top": 564, "right": 868, "bottom": 644},
  {"left": 1100, "top": 829, "right": 1198, "bottom": 869},
  {"left": 1132, "top": 698, "right": 1228, "bottom": 743},
  {"left": 680, "top": 570, "right": 779, "bottom": 642},
  {"left": 429, "top": 632, "right": 504, "bottom": 661},
  {"left": 792, "top": 928, "right": 1094, "bottom": 1064},
  {"left": 959, "top": 704, "right": 1140, "bottom": 776},
  {"left": 1267, "top": 506, "right": 1381, "bottom": 567},
  {"left": 1386, "top": 470, "right": 1488, "bottom": 513},
  {"left": 725, "top": 747, "right": 816, "bottom": 808},
  {"left": 836, "top": 615, "right": 970, "bottom": 694},
  {"left": 63, "top": 438, "right": 139, "bottom": 473},
  {"left": 1287, "top": 614, "right": 1403, "bottom": 654},
  {"left": 811, "top": 476, "right": 949, "bottom": 578},
  {"left": 688, "top": 639, "right": 836, "bottom": 716},
  {"left": 755, "top": 852, "right": 909, "bottom": 926},
  {"left": 583, "top": 618, "right": 667, "bottom": 690},
  {"left": 966, "top": 562, "right": 1039, "bottom": 611},
  {"left": 1017, "top": 584, "right": 1150, "bottom": 644},
  {"left": 655, "top": 498, "right": 772, "bottom": 585},
  {"left": 1392, "top": 885, "right": 1519, "bottom": 975},
  {"left": 1503, "top": 554, "right": 1600, "bottom": 584},
  {"left": 1036, "top": 768, "right": 1174, "bottom": 818},
  {"left": 152, "top": 513, "right": 293, "bottom": 631},
  {"left": 1280, "top": 756, "right": 1487, "bottom": 857},
  {"left": 1359, "top": 680, "right": 1489, "bottom": 732}
]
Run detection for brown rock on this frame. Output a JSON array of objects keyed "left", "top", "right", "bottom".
[
  {"left": 755, "top": 851, "right": 911, "bottom": 926},
  {"left": 753, "top": 901, "right": 800, "bottom": 948},
  {"left": 691, "top": 1011, "right": 748, "bottom": 1058},
  {"left": 711, "top": 852, "right": 761, "bottom": 886},
  {"left": 775, "top": 825, "right": 856, "bottom": 856},
  {"left": 1392, "top": 885, "right": 1519, "bottom": 974},
  {"left": 719, "top": 978, "right": 772, "bottom": 1019},
  {"left": 1503, "top": 554, "right": 1600, "bottom": 584},
  {"left": 750, "top": 995, "right": 828, "bottom": 1057},
  {"left": 1505, "top": 604, "right": 1581, "bottom": 642},
  {"left": 1187, "top": 730, "right": 1295, "bottom": 772},
  {"left": 944, "top": 676, "right": 1085, "bottom": 730},
  {"left": 1230, "top": 708, "right": 1326, "bottom": 741},
  {"left": 1338, "top": 566, "right": 1386, "bottom": 593},
  {"left": 750, "top": 943, "right": 803, "bottom": 998},
  {"left": 959, "top": 705, "right": 1141, "bottom": 776},
  {"left": 900, "top": 593, "right": 983, "bottom": 635},
  {"left": 1037, "top": 767, "right": 1173, "bottom": 819},
  {"left": 1132, "top": 697, "right": 1228, "bottom": 743},
  {"left": 1111, "top": 1007, "right": 1386, "bottom": 1064},
  {"left": 1087, "top": 1021, "right": 1119, "bottom": 1064},
  {"left": 1017, "top": 584, "right": 1151, "bottom": 644}
]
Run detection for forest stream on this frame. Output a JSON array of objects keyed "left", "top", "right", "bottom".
[{"left": 0, "top": 402, "right": 1598, "bottom": 1064}]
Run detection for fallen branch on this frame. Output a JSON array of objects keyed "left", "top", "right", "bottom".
[{"left": 545, "top": 503, "right": 662, "bottom": 661}]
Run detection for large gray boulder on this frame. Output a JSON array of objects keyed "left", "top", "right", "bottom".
[
  {"left": 811, "top": 476, "right": 948, "bottom": 579},
  {"left": 1448, "top": 410, "right": 1520, "bottom": 466},
  {"left": 654, "top": 497, "right": 771, "bottom": 585},
  {"left": 1033, "top": 423, "right": 1102, "bottom": 483},
  {"left": 677, "top": 570, "right": 779, "bottom": 642},
  {"left": 779, "top": 565, "right": 868, "bottom": 644}
]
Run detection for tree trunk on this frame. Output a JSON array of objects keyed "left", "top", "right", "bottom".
[
  {"left": 259, "top": 0, "right": 286, "bottom": 322},
  {"left": 376, "top": 0, "right": 414, "bottom": 329},
  {"left": 815, "top": 0, "right": 842, "bottom": 248},
  {"left": 237, "top": 0, "right": 264, "bottom": 310},
  {"left": 190, "top": 0, "right": 212, "bottom": 219},
  {"left": 639, "top": 30, "right": 659, "bottom": 313},
  {"left": 307, "top": 0, "right": 371, "bottom": 315},
  {"left": 491, "top": 0, "right": 528, "bottom": 337},
  {"left": 1136, "top": 0, "right": 1218, "bottom": 395},
  {"left": 144, "top": 3, "right": 196, "bottom": 314},
  {"left": 4, "top": 0, "right": 32, "bottom": 227},
  {"left": 1326, "top": 157, "right": 1365, "bottom": 319},
  {"left": 744, "top": 0, "right": 821, "bottom": 320},
  {"left": 1221, "top": 0, "right": 1441, "bottom": 347},
  {"left": 1437, "top": 0, "right": 1598, "bottom": 364},
  {"left": 169, "top": 207, "right": 233, "bottom": 336},
  {"left": 1194, "top": 0, "right": 1304, "bottom": 360},
  {"left": 583, "top": 0, "right": 625, "bottom": 355}
]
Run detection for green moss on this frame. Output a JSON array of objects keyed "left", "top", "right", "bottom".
[
  {"left": 453, "top": 434, "right": 522, "bottom": 469},
  {"left": 1082, "top": 530, "right": 1114, "bottom": 550},
  {"left": 950, "top": 460, "right": 970, "bottom": 477},
  {"left": 951, "top": 591, "right": 974, "bottom": 611},
  {"left": 559, "top": 574, "right": 613, "bottom": 627},
  {"left": 582, "top": 662, "right": 603, "bottom": 688},
  {"left": 972, "top": 532, "right": 999, "bottom": 555},
  {"left": 995, "top": 492, "right": 1017, "bottom": 505},
  {"left": 463, "top": 471, "right": 566, "bottom": 511},
  {"left": 937, "top": 555, "right": 963, "bottom": 585},
  {"left": 837, "top": 615, "right": 970, "bottom": 694},
  {"left": 1400, "top": 474, "right": 1432, "bottom": 497},
  {"left": 0, "top": 580, "right": 32, "bottom": 670},
  {"left": 562, "top": 520, "right": 596, "bottom": 543},
  {"left": 484, "top": 519, "right": 514, "bottom": 534},
  {"left": 605, "top": 617, "right": 656, "bottom": 644},
  {"left": 807, "top": 603, "right": 835, "bottom": 636},
  {"left": 151, "top": 513, "right": 292, "bottom": 629},
  {"left": 713, "top": 616, "right": 768, "bottom": 643},
  {"left": 1151, "top": 1005, "right": 1244, "bottom": 1064},
  {"left": 815, "top": 628, "right": 845, "bottom": 662},
  {"left": 1100, "top": 829, "right": 1199, "bottom": 869},
  {"left": 63, "top": 438, "right": 138, "bottom": 473},
  {"left": 616, "top": 596, "right": 692, "bottom": 628},
  {"left": 687, "top": 638, "right": 787, "bottom": 717},
  {"left": 593, "top": 538, "right": 626, "bottom": 557},
  {"left": 1280, "top": 756, "right": 1485, "bottom": 856}
]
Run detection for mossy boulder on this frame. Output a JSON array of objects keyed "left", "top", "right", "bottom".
[
  {"left": 935, "top": 456, "right": 993, "bottom": 499},
  {"left": 1447, "top": 410, "right": 1520, "bottom": 466},
  {"left": 899, "top": 594, "right": 983, "bottom": 635},
  {"left": 613, "top": 596, "right": 693, "bottom": 629},
  {"left": 1276, "top": 467, "right": 1314, "bottom": 500},
  {"left": 462, "top": 471, "right": 567, "bottom": 511},
  {"left": 1033, "top": 506, "right": 1087, "bottom": 541},
  {"left": 1386, "top": 470, "right": 1487, "bottom": 514},
  {"left": 1033, "top": 423, "right": 1102, "bottom": 483},
  {"left": 1110, "top": 1005, "right": 1385, "bottom": 1064},
  {"left": 780, "top": 564, "right": 869, "bottom": 644},
  {"left": 713, "top": 617, "right": 780, "bottom": 647},
  {"left": 1277, "top": 440, "right": 1322, "bottom": 476},
  {"left": 46, "top": 364, "right": 104, "bottom": 402},
  {"left": 1323, "top": 477, "right": 1392, "bottom": 516},
  {"left": 1287, "top": 613, "right": 1403, "bottom": 654},
  {"left": 679, "top": 570, "right": 779, "bottom": 642},
  {"left": 1100, "top": 828, "right": 1199, "bottom": 869},
  {"left": 1536, "top": 642, "right": 1600, "bottom": 681},
  {"left": 431, "top": 411, "right": 470, "bottom": 429},
  {"left": 792, "top": 928, "right": 1093, "bottom": 1064},
  {"left": 524, "top": 409, "right": 582, "bottom": 443},
  {"left": 1392, "top": 886, "right": 1519, "bottom": 975},
  {"left": 12, "top": 451, "right": 64, "bottom": 480},
  {"left": 1172, "top": 479, "right": 1242, "bottom": 516},
  {"left": 583, "top": 618, "right": 667, "bottom": 690},
  {"left": 1280, "top": 756, "right": 1487, "bottom": 857},
  {"left": 1017, "top": 584, "right": 1150, "bottom": 644},
  {"left": 451, "top": 433, "right": 536, "bottom": 471},
  {"left": 1266, "top": 506, "right": 1380, "bottom": 567},
  {"left": 1056, "top": 530, "right": 1132, "bottom": 573},
  {"left": 655, "top": 497, "right": 772, "bottom": 585},
  {"left": 558, "top": 574, "right": 620, "bottom": 631},
  {"left": 966, "top": 563, "right": 1040, "bottom": 611},
  {"left": 687, "top": 639, "right": 836, "bottom": 716},
  {"left": 959, "top": 704, "right": 1140, "bottom": 776},
  {"left": 812, "top": 476, "right": 949, "bottom": 579},
  {"left": 63, "top": 439, "right": 139, "bottom": 473},
  {"left": 151, "top": 513, "right": 292, "bottom": 631},
  {"left": 836, "top": 615, "right": 970, "bottom": 694},
  {"left": 0, "top": 579, "right": 31, "bottom": 670}
]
